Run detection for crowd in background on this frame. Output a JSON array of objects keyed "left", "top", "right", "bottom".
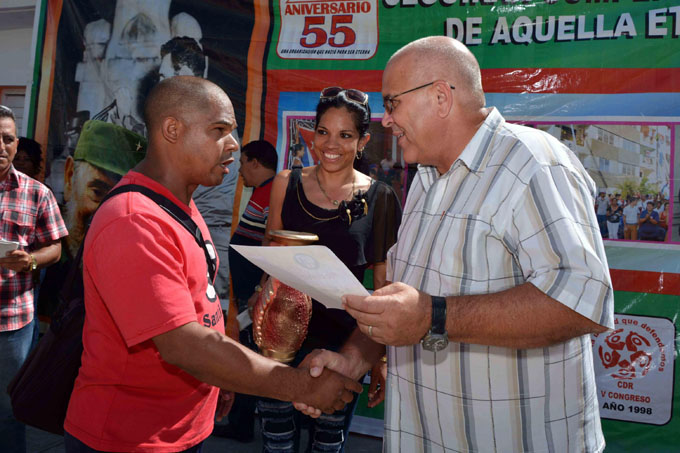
[{"left": 595, "top": 191, "right": 669, "bottom": 242}]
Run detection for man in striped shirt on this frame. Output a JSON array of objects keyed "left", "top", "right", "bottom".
[
  {"left": 228, "top": 139, "right": 278, "bottom": 309},
  {"left": 298, "top": 37, "right": 614, "bottom": 452}
]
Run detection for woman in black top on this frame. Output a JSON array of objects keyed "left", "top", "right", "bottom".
[{"left": 260, "top": 87, "right": 401, "bottom": 452}]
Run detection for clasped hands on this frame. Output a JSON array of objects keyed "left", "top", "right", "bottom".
[{"left": 293, "top": 282, "right": 432, "bottom": 417}]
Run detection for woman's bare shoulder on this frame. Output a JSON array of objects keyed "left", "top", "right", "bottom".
[{"left": 354, "top": 169, "right": 374, "bottom": 191}]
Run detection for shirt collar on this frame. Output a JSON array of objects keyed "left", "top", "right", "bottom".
[
  {"left": 0, "top": 165, "right": 20, "bottom": 191},
  {"left": 259, "top": 176, "right": 274, "bottom": 188},
  {"left": 417, "top": 107, "right": 505, "bottom": 188},
  {"left": 456, "top": 107, "right": 504, "bottom": 173}
]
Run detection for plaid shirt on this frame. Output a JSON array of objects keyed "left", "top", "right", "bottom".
[{"left": 1, "top": 167, "right": 67, "bottom": 331}]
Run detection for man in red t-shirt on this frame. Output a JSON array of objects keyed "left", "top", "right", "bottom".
[{"left": 64, "top": 76, "right": 362, "bottom": 452}]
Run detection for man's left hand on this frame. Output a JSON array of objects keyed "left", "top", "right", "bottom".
[
  {"left": 343, "top": 282, "right": 431, "bottom": 346},
  {"left": 0, "top": 250, "right": 32, "bottom": 273},
  {"left": 215, "top": 390, "right": 234, "bottom": 422}
]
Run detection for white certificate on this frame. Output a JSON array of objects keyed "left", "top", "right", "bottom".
[
  {"left": 230, "top": 245, "right": 369, "bottom": 310},
  {"left": 0, "top": 239, "right": 19, "bottom": 256}
]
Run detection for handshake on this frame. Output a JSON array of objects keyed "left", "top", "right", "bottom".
[
  {"left": 250, "top": 281, "right": 428, "bottom": 416},
  {"left": 249, "top": 278, "right": 372, "bottom": 415},
  {"left": 280, "top": 351, "right": 364, "bottom": 416},
  {"left": 292, "top": 347, "right": 387, "bottom": 418},
  {"left": 280, "top": 282, "right": 431, "bottom": 416}
]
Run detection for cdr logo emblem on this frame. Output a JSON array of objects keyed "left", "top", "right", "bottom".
[
  {"left": 598, "top": 328, "right": 652, "bottom": 380},
  {"left": 592, "top": 314, "right": 674, "bottom": 425}
]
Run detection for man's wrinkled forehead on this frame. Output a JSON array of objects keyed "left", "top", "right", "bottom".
[
  {"left": 382, "top": 53, "right": 417, "bottom": 95},
  {"left": 213, "top": 118, "right": 238, "bottom": 133},
  {"left": 0, "top": 117, "right": 16, "bottom": 134},
  {"left": 0, "top": 119, "right": 17, "bottom": 148},
  {"left": 209, "top": 90, "right": 237, "bottom": 125},
  {"left": 382, "top": 58, "right": 400, "bottom": 92}
]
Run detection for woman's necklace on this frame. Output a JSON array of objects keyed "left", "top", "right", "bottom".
[{"left": 315, "top": 165, "right": 354, "bottom": 207}]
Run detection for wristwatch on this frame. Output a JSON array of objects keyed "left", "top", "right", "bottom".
[
  {"left": 421, "top": 296, "right": 449, "bottom": 352},
  {"left": 27, "top": 254, "right": 37, "bottom": 272}
]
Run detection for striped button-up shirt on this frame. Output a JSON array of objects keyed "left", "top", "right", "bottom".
[
  {"left": 0, "top": 167, "right": 68, "bottom": 331},
  {"left": 385, "top": 108, "right": 614, "bottom": 453}
]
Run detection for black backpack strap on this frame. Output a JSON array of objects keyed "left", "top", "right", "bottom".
[{"left": 98, "top": 184, "right": 217, "bottom": 282}]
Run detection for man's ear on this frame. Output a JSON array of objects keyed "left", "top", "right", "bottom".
[
  {"left": 434, "top": 80, "right": 454, "bottom": 118},
  {"left": 63, "top": 156, "right": 75, "bottom": 203},
  {"left": 160, "top": 117, "right": 180, "bottom": 144}
]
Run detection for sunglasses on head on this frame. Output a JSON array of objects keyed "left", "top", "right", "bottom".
[{"left": 320, "top": 87, "right": 369, "bottom": 106}]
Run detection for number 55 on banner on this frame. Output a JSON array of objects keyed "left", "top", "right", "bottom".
[{"left": 277, "top": 0, "right": 378, "bottom": 59}]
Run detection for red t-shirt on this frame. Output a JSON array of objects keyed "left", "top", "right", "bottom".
[{"left": 64, "top": 172, "right": 225, "bottom": 452}]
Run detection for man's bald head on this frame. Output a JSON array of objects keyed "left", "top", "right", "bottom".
[
  {"left": 388, "top": 36, "right": 485, "bottom": 111},
  {"left": 143, "top": 76, "right": 229, "bottom": 133}
]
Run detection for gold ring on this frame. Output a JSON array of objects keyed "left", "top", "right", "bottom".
[{"left": 368, "top": 325, "right": 373, "bottom": 337}]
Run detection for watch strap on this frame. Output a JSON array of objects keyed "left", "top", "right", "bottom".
[
  {"left": 25, "top": 254, "right": 37, "bottom": 272},
  {"left": 431, "top": 296, "right": 446, "bottom": 335}
]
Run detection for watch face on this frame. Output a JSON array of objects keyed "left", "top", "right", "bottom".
[{"left": 422, "top": 334, "right": 449, "bottom": 352}]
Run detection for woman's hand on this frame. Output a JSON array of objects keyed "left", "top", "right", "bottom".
[{"left": 367, "top": 358, "right": 387, "bottom": 408}]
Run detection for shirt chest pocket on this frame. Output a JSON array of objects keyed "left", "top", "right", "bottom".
[{"left": 2, "top": 209, "right": 37, "bottom": 246}]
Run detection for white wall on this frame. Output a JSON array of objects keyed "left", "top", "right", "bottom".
[
  {"left": 1, "top": 0, "right": 39, "bottom": 135},
  {"left": 0, "top": 27, "right": 34, "bottom": 86},
  {"left": 2, "top": 0, "right": 37, "bottom": 8}
]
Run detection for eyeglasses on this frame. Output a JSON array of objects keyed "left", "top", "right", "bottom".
[
  {"left": 382, "top": 81, "right": 455, "bottom": 114},
  {"left": 320, "top": 87, "right": 369, "bottom": 106}
]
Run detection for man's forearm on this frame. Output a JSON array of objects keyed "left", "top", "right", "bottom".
[
  {"left": 33, "top": 240, "right": 62, "bottom": 268},
  {"left": 153, "top": 322, "right": 308, "bottom": 402},
  {"left": 445, "top": 282, "right": 607, "bottom": 349}
]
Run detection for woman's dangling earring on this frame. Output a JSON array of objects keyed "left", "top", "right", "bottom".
[{"left": 356, "top": 148, "right": 364, "bottom": 160}]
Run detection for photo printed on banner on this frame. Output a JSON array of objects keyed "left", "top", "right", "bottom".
[
  {"left": 39, "top": 0, "right": 254, "bottom": 318},
  {"left": 672, "top": 124, "right": 679, "bottom": 243},
  {"left": 521, "top": 122, "right": 674, "bottom": 244}
]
